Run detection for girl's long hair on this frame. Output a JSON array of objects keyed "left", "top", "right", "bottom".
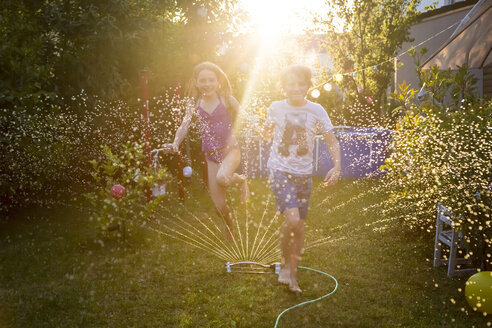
[{"left": 185, "top": 62, "right": 237, "bottom": 120}]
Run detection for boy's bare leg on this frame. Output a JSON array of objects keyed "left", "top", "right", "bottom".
[
  {"left": 280, "top": 208, "right": 304, "bottom": 293},
  {"left": 289, "top": 217, "right": 305, "bottom": 294},
  {"left": 278, "top": 220, "right": 292, "bottom": 285},
  {"left": 279, "top": 208, "right": 304, "bottom": 293}
]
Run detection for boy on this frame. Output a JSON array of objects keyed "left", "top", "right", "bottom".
[{"left": 262, "top": 65, "right": 341, "bottom": 294}]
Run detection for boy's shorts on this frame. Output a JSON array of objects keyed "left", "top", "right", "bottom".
[{"left": 269, "top": 169, "right": 312, "bottom": 219}]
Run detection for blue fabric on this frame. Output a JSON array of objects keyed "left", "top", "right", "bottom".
[
  {"left": 239, "top": 126, "right": 393, "bottom": 179},
  {"left": 269, "top": 169, "right": 312, "bottom": 219}
]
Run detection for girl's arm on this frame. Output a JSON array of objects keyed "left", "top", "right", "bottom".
[
  {"left": 162, "top": 101, "right": 194, "bottom": 153},
  {"left": 228, "top": 95, "right": 240, "bottom": 116},
  {"left": 322, "top": 130, "right": 341, "bottom": 186},
  {"left": 260, "top": 103, "right": 275, "bottom": 141}
]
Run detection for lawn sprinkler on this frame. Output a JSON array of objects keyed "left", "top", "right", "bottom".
[{"left": 225, "top": 261, "right": 281, "bottom": 274}]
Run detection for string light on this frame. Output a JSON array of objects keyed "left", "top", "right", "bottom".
[
  {"left": 217, "top": 43, "right": 228, "bottom": 56},
  {"left": 308, "top": 21, "right": 460, "bottom": 94},
  {"left": 197, "top": 6, "right": 207, "bottom": 17},
  {"left": 239, "top": 62, "right": 249, "bottom": 73},
  {"left": 323, "top": 83, "right": 333, "bottom": 91},
  {"left": 311, "top": 89, "right": 321, "bottom": 98}
]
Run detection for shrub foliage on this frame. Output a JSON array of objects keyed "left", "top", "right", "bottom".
[{"left": 383, "top": 97, "right": 492, "bottom": 269}]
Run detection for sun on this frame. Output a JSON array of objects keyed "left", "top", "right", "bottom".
[
  {"left": 240, "top": 0, "right": 327, "bottom": 38},
  {"left": 236, "top": 0, "right": 337, "bottom": 118}
]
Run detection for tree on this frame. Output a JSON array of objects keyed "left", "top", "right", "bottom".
[
  {"left": 319, "top": 0, "right": 421, "bottom": 123},
  {"left": 0, "top": 0, "right": 244, "bottom": 106},
  {"left": 0, "top": 0, "right": 245, "bottom": 214}
]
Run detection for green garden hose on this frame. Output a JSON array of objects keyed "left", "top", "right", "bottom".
[
  {"left": 225, "top": 262, "right": 338, "bottom": 327},
  {"left": 274, "top": 266, "right": 338, "bottom": 328}
]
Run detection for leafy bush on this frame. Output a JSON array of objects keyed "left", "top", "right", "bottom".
[
  {"left": 0, "top": 94, "right": 144, "bottom": 214},
  {"left": 409, "top": 46, "right": 479, "bottom": 109},
  {"left": 383, "top": 99, "right": 492, "bottom": 269},
  {"left": 84, "top": 143, "right": 172, "bottom": 237},
  {"left": 0, "top": 0, "right": 244, "bottom": 107},
  {"left": 0, "top": 89, "right": 191, "bottom": 215}
]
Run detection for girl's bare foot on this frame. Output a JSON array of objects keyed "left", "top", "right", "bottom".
[
  {"left": 223, "top": 224, "right": 234, "bottom": 242},
  {"left": 289, "top": 279, "right": 302, "bottom": 295},
  {"left": 278, "top": 267, "right": 290, "bottom": 285},
  {"left": 239, "top": 176, "right": 250, "bottom": 204}
]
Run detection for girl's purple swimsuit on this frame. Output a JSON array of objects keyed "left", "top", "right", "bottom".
[{"left": 197, "top": 98, "right": 236, "bottom": 163}]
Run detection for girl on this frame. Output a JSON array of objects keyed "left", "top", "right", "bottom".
[{"left": 161, "top": 62, "right": 249, "bottom": 241}]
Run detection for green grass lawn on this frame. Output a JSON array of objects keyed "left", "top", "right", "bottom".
[{"left": 0, "top": 178, "right": 490, "bottom": 327}]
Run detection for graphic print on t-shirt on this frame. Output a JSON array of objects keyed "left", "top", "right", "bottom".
[{"left": 278, "top": 112, "right": 308, "bottom": 157}]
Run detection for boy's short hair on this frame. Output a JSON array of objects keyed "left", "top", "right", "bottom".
[{"left": 280, "top": 65, "right": 313, "bottom": 88}]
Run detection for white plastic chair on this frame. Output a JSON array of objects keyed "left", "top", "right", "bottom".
[{"left": 433, "top": 202, "right": 476, "bottom": 277}]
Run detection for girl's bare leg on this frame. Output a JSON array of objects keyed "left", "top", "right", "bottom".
[
  {"left": 215, "top": 147, "right": 250, "bottom": 203},
  {"left": 207, "top": 161, "right": 234, "bottom": 241}
]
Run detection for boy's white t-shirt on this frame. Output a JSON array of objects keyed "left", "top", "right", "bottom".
[{"left": 265, "top": 100, "right": 334, "bottom": 175}]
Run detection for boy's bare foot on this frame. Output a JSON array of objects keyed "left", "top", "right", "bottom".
[
  {"left": 278, "top": 267, "right": 290, "bottom": 285},
  {"left": 289, "top": 279, "right": 302, "bottom": 295},
  {"left": 239, "top": 176, "right": 250, "bottom": 204}
]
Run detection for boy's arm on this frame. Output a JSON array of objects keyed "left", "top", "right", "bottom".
[{"left": 322, "top": 130, "right": 341, "bottom": 186}]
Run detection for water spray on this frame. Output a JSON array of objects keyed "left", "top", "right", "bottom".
[
  {"left": 150, "top": 148, "right": 167, "bottom": 197},
  {"left": 140, "top": 70, "right": 152, "bottom": 201}
]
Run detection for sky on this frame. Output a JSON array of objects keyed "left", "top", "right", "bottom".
[
  {"left": 418, "top": 0, "right": 463, "bottom": 11},
  {"left": 240, "top": 0, "right": 329, "bottom": 35},
  {"left": 240, "top": 0, "right": 457, "bottom": 36}
]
